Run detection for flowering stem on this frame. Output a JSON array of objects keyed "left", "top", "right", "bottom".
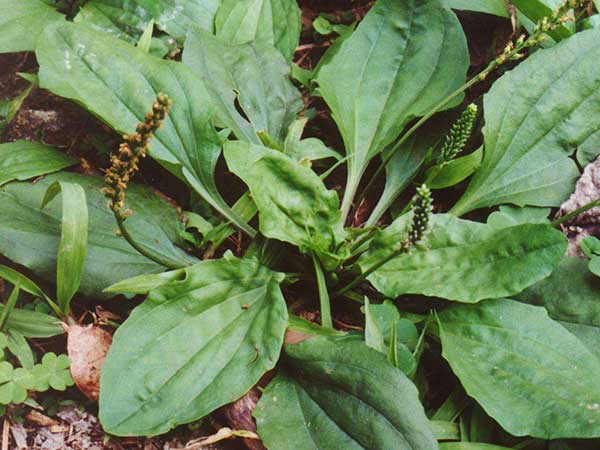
[
  {"left": 353, "top": 0, "right": 584, "bottom": 218},
  {"left": 115, "top": 214, "right": 184, "bottom": 269},
  {"left": 334, "top": 185, "right": 432, "bottom": 298},
  {"left": 552, "top": 198, "right": 600, "bottom": 227},
  {"left": 103, "top": 93, "right": 187, "bottom": 269},
  {"left": 312, "top": 254, "right": 333, "bottom": 329}
]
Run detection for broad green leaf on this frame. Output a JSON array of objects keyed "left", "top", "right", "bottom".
[
  {"left": 425, "top": 147, "right": 482, "bottom": 190},
  {"left": 183, "top": 29, "right": 302, "bottom": 145},
  {"left": 74, "top": 1, "right": 151, "bottom": 42},
  {"left": 560, "top": 321, "right": 600, "bottom": 361},
  {"left": 517, "top": 257, "right": 600, "bottom": 360},
  {"left": 0, "top": 141, "right": 77, "bottom": 187},
  {"left": 254, "top": 337, "right": 438, "bottom": 450},
  {"left": 224, "top": 141, "right": 346, "bottom": 267},
  {"left": 516, "top": 257, "right": 600, "bottom": 328},
  {"left": 215, "top": 0, "right": 301, "bottom": 61},
  {"left": 41, "top": 181, "right": 88, "bottom": 313},
  {"left": 0, "top": 172, "right": 196, "bottom": 298},
  {"left": 438, "top": 299, "right": 600, "bottom": 439},
  {"left": 486, "top": 205, "right": 550, "bottom": 228},
  {"left": 317, "top": 0, "right": 468, "bottom": 217},
  {"left": 99, "top": 257, "right": 288, "bottom": 436},
  {"left": 36, "top": 22, "right": 253, "bottom": 237},
  {"left": 75, "top": 0, "right": 220, "bottom": 41},
  {"left": 451, "top": 28, "right": 600, "bottom": 215},
  {"left": 442, "top": 0, "right": 508, "bottom": 17},
  {"left": 359, "top": 214, "right": 566, "bottom": 302},
  {"left": 582, "top": 15, "right": 600, "bottom": 30},
  {"left": 578, "top": 130, "right": 600, "bottom": 165},
  {"left": 104, "top": 268, "right": 186, "bottom": 295},
  {"left": 0, "top": 0, "right": 64, "bottom": 53}
]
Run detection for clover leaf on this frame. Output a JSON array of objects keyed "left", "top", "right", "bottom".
[
  {"left": 31, "top": 353, "right": 74, "bottom": 392},
  {"left": 0, "top": 361, "right": 34, "bottom": 404}
]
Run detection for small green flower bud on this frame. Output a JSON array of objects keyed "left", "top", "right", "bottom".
[
  {"left": 400, "top": 184, "right": 433, "bottom": 252},
  {"left": 437, "top": 103, "right": 478, "bottom": 165}
]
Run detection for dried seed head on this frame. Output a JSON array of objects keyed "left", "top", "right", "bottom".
[{"left": 102, "top": 93, "right": 172, "bottom": 217}]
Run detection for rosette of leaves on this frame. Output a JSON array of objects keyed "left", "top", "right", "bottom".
[{"left": 0, "top": 0, "right": 598, "bottom": 449}]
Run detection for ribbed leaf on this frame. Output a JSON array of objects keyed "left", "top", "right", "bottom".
[
  {"left": 254, "top": 337, "right": 438, "bottom": 450},
  {"left": 0, "top": 141, "right": 77, "bottom": 187},
  {"left": 0, "top": 0, "right": 63, "bottom": 53},
  {"left": 359, "top": 214, "right": 566, "bottom": 302},
  {"left": 317, "top": 0, "right": 468, "bottom": 217},
  {"left": 215, "top": 0, "right": 301, "bottom": 60},
  {"left": 439, "top": 299, "right": 600, "bottom": 439},
  {"left": 36, "top": 22, "right": 253, "bottom": 236},
  {"left": 0, "top": 172, "right": 196, "bottom": 298},
  {"left": 183, "top": 29, "right": 301, "bottom": 145},
  {"left": 41, "top": 181, "right": 88, "bottom": 313},
  {"left": 452, "top": 28, "right": 600, "bottom": 215},
  {"left": 224, "top": 141, "right": 346, "bottom": 267},
  {"left": 75, "top": 0, "right": 220, "bottom": 40},
  {"left": 99, "top": 257, "right": 287, "bottom": 436}
]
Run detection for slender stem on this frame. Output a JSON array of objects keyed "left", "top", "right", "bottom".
[
  {"left": 44, "top": 296, "right": 66, "bottom": 321},
  {"left": 0, "top": 284, "right": 19, "bottom": 332},
  {"left": 334, "top": 246, "right": 406, "bottom": 298},
  {"left": 355, "top": 74, "right": 485, "bottom": 212},
  {"left": 347, "top": 227, "right": 378, "bottom": 254},
  {"left": 115, "top": 214, "right": 184, "bottom": 270},
  {"left": 312, "top": 254, "right": 333, "bottom": 329},
  {"left": 552, "top": 198, "right": 600, "bottom": 226}
]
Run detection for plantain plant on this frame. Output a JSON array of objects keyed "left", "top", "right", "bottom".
[{"left": 0, "top": 0, "right": 599, "bottom": 449}]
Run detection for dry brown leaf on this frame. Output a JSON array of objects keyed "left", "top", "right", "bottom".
[
  {"left": 177, "top": 428, "right": 258, "bottom": 450},
  {"left": 67, "top": 324, "right": 112, "bottom": 401},
  {"left": 25, "top": 410, "right": 61, "bottom": 428}
]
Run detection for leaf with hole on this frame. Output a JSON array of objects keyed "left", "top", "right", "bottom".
[{"left": 183, "top": 28, "right": 302, "bottom": 145}]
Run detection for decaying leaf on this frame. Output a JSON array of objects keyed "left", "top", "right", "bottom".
[{"left": 66, "top": 324, "right": 112, "bottom": 401}]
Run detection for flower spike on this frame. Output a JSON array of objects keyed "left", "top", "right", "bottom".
[{"left": 102, "top": 93, "right": 172, "bottom": 217}]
